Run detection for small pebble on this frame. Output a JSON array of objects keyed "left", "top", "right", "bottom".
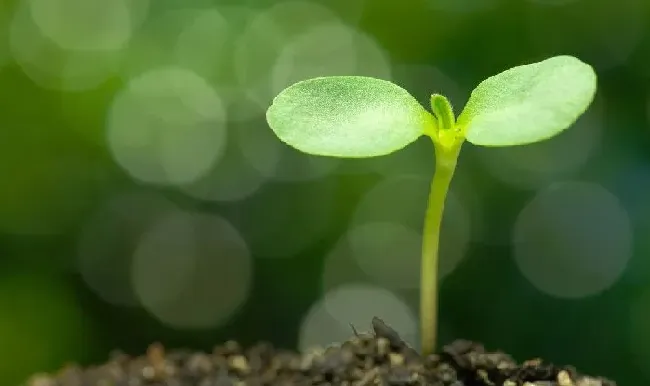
[{"left": 558, "top": 370, "right": 574, "bottom": 386}]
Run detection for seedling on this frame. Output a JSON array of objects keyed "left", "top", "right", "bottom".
[{"left": 265, "top": 56, "right": 597, "bottom": 356}]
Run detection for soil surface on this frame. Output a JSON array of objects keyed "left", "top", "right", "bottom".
[{"left": 26, "top": 317, "right": 616, "bottom": 386}]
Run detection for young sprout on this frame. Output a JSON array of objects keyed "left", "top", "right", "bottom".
[{"left": 265, "top": 56, "right": 597, "bottom": 356}]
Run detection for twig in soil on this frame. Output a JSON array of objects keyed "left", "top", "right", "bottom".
[{"left": 349, "top": 323, "right": 360, "bottom": 337}]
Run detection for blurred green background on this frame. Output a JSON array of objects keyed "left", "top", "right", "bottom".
[{"left": 0, "top": 0, "right": 649, "bottom": 384}]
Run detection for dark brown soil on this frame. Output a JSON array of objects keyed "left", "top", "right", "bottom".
[{"left": 26, "top": 318, "right": 616, "bottom": 386}]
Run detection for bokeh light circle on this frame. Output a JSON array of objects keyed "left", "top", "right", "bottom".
[
  {"left": 122, "top": 8, "right": 205, "bottom": 78},
  {"left": 347, "top": 222, "right": 423, "bottom": 290},
  {"left": 173, "top": 8, "right": 230, "bottom": 78},
  {"left": 271, "top": 22, "right": 391, "bottom": 96},
  {"left": 513, "top": 181, "right": 632, "bottom": 299},
  {"left": 179, "top": 120, "right": 270, "bottom": 203},
  {"left": 27, "top": 0, "right": 135, "bottom": 51},
  {"left": 299, "top": 284, "right": 417, "bottom": 351},
  {"left": 132, "top": 210, "right": 252, "bottom": 329},
  {"left": 322, "top": 232, "right": 376, "bottom": 292},
  {"left": 77, "top": 190, "right": 177, "bottom": 307},
  {"left": 106, "top": 66, "right": 227, "bottom": 186},
  {"left": 10, "top": 0, "right": 122, "bottom": 91},
  {"left": 233, "top": 1, "right": 342, "bottom": 119},
  {"left": 122, "top": 5, "right": 252, "bottom": 110}
]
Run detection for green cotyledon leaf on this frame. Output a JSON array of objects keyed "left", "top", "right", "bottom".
[
  {"left": 266, "top": 76, "right": 436, "bottom": 157},
  {"left": 458, "top": 55, "right": 597, "bottom": 147}
]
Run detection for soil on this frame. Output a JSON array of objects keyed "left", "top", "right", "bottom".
[{"left": 26, "top": 317, "right": 616, "bottom": 386}]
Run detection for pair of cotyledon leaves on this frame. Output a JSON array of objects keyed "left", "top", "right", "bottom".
[{"left": 266, "top": 55, "right": 597, "bottom": 158}]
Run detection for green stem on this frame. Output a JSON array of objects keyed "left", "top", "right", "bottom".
[{"left": 420, "top": 138, "right": 462, "bottom": 357}]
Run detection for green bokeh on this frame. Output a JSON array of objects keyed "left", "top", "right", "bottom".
[{"left": 1, "top": 0, "right": 649, "bottom": 385}]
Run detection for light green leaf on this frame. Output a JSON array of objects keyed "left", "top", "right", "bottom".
[
  {"left": 266, "top": 76, "right": 435, "bottom": 158},
  {"left": 458, "top": 55, "right": 597, "bottom": 147},
  {"left": 430, "top": 94, "right": 455, "bottom": 132}
]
